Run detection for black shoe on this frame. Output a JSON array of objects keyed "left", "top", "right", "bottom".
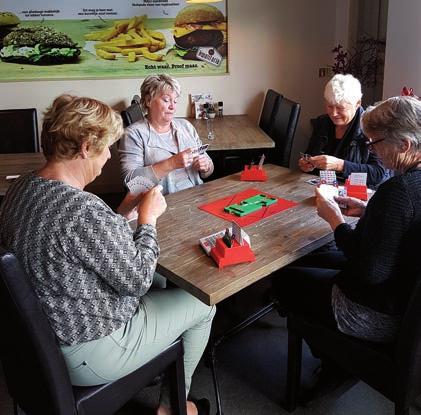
[
  {"left": 192, "top": 398, "right": 210, "bottom": 415},
  {"left": 299, "top": 362, "right": 357, "bottom": 405}
]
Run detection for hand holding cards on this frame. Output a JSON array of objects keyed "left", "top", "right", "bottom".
[
  {"left": 299, "top": 152, "right": 315, "bottom": 172},
  {"left": 126, "top": 175, "right": 155, "bottom": 196},
  {"left": 317, "top": 183, "right": 339, "bottom": 200},
  {"left": 300, "top": 152, "right": 312, "bottom": 162},
  {"left": 191, "top": 144, "right": 212, "bottom": 173}
]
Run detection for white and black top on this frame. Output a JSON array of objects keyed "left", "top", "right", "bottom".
[
  {"left": 119, "top": 118, "right": 214, "bottom": 195},
  {"left": 0, "top": 173, "right": 159, "bottom": 346}
]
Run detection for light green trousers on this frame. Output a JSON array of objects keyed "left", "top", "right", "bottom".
[{"left": 61, "top": 287, "right": 216, "bottom": 404}]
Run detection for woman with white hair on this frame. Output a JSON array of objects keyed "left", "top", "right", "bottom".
[
  {"left": 275, "top": 96, "right": 421, "bottom": 401},
  {"left": 119, "top": 74, "right": 214, "bottom": 195},
  {"left": 299, "top": 73, "right": 387, "bottom": 187}
]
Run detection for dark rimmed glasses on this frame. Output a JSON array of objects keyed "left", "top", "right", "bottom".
[{"left": 365, "top": 138, "right": 386, "bottom": 150}]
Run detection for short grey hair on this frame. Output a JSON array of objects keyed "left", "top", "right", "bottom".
[
  {"left": 324, "top": 74, "right": 362, "bottom": 105},
  {"left": 361, "top": 96, "right": 421, "bottom": 153},
  {"left": 140, "top": 74, "right": 181, "bottom": 114}
]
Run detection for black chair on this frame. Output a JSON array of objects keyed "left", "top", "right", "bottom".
[
  {"left": 0, "top": 108, "right": 39, "bottom": 153},
  {"left": 267, "top": 97, "right": 301, "bottom": 168},
  {"left": 0, "top": 246, "right": 187, "bottom": 415},
  {"left": 285, "top": 275, "right": 421, "bottom": 415},
  {"left": 259, "top": 89, "right": 283, "bottom": 137},
  {"left": 121, "top": 95, "right": 143, "bottom": 128}
]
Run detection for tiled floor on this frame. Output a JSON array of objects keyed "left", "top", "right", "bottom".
[{"left": 2, "top": 290, "right": 421, "bottom": 415}]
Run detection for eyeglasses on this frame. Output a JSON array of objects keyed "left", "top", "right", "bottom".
[{"left": 365, "top": 138, "right": 386, "bottom": 150}]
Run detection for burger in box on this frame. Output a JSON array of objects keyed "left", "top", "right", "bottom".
[
  {"left": 0, "top": 25, "right": 80, "bottom": 65},
  {"left": 173, "top": 4, "right": 227, "bottom": 60}
]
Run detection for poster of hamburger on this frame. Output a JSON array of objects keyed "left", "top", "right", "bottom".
[{"left": 0, "top": 0, "right": 227, "bottom": 82}]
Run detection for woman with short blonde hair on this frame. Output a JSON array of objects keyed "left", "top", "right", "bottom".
[
  {"left": 120, "top": 74, "right": 214, "bottom": 195},
  {"left": 41, "top": 94, "right": 122, "bottom": 160},
  {"left": 0, "top": 93, "right": 215, "bottom": 415},
  {"left": 139, "top": 74, "right": 181, "bottom": 114}
]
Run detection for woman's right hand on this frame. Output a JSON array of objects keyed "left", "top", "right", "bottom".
[
  {"left": 137, "top": 185, "right": 167, "bottom": 226},
  {"left": 334, "top": 196, "right": 366, "bottom": 217},
  {"left": 298, "top": 157, "right": 315, "bottom": 172},
  {"left": 170, "top": 148, "right": 194, "bottom": 169}
]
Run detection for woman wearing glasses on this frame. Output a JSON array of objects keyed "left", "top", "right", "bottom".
[
  {"left": 276, "top": 96, "right": 421, "bottom": 400},
  {"left": 298, "top": 74, "right": 387, "bottom": 187}
]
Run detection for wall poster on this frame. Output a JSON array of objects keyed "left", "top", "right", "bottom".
[{"left": 0, "top": 0, "right": 228, "bottom": 81}]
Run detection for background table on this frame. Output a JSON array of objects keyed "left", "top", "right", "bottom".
[
  {"left": 189, "top": 115, "right": 275, "bottom": 179},
  {"left": 0, "top": 152, "right": 111, "bottom": 197},
  {"left": 0, "top": 153, "right": 46, "bottom": 196},
  {"left": 156, "top": 164, "right": 356, "bottom": 305},
  {"left": 189, "top": 114, "right": 274, "bottom": 151}
]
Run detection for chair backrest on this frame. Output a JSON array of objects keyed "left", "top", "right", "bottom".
[
  {"left": 0, "top": 246, "right": 77, "bottom": 415},
  {"left": 259, "top": 89, "right": 282, "bottom": 137},
  {"left": 121, "top": 96, "right": 143, "bottom": 128},
  {"left": 268, "top": 97, "right": 301, "bottom": 168},
  {"left": 0, "top": 108, "right": 39, "bottom": 153}
]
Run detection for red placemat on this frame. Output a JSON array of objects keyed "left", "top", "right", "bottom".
[{"left": 198, "top": 188, "right": 298, "bottom": 227}]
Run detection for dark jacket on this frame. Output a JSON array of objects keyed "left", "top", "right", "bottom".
[
  {"left": 306, "top": 107, "right": 387, "bottom": 187},
  {"left": 334, "top": 168, "right": 421, "bottom": 316}
]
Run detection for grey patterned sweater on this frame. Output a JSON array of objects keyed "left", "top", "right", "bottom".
[{"left": 0, "top": 173, "right": 159, "bottom": 346}]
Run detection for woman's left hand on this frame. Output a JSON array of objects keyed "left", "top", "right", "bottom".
[
  {"left": 315, "top": 187, "right": 345, "bottom": 231},
  {"left": 310, "top": 155, "right": 345, "bottom": 172},
  {"left": 192, "top": 155, "right": 211, "bottom": 173}
]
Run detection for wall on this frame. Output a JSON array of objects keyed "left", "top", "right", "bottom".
[
  {"left": 0, "top": 0, "right": 337, "bottom": 192},
  {"left": 383, "top": 0, "right": 421, "bottom": 99}
]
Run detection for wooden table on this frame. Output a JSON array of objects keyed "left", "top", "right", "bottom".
[
  {"left": 156, "top": 164, "right": 356, "bottom": 305},
  {"left": 188, "top": 114, "right": 274, "bottom": 151},
  {"left": 0, "top": 153, "right": 46, "bottom": 196}
]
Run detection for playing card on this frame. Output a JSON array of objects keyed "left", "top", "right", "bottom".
[
  {"left": 300, "top": 152, "right": 312, "bottom": 161},
  {"left": 306, "top": 178, "right": 320, "bottom": 186},
  {"left": 192, "top": 144, "right": 209, "bottom": 156},
  {"left": 126, "top": 175, "right": 155, "bottom": 195},
  {"left": 318, "top": 184, "right": 339, "bottom": 200},
  {"left": 337, "top": 186, "right": 347, "bottom": 209},
  {"left": 349, "top": 172, "right": 367, "bottom": 186},
  {"left": 319, "top": 170, "right": 337, "bottom": 186},
  {"left": 231, "top": 221, "right": 244, "bottom": 245}
]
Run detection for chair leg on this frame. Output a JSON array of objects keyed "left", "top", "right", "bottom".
[
  {"left": 208, "top": 301, "right": 279, "bottom": 415},
  {"left": 208, "top": 339, "right": 224, "bottom": 415},
  {"left": 169, "top": 353, "right": 187, "bottom": 415},
  {"left": 394, "top": 403, "right": 409, "bottom": 415},
  {"left": 284, "top": 329, "right": 302, "bottom": 412}
]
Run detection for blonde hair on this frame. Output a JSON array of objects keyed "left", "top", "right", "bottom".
[
  {"left": 41, "top": 94, "right": 123, "bottom": 161},
  {"left": 140, "top": 74, "right": 181, "bottom": 114},
  {"left": 324, "top": 74, "right": 362, "bottom": 105}
]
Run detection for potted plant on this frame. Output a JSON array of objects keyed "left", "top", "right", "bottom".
[{"left": 331, "top": 36, "right": 386, "bottom": 89}]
